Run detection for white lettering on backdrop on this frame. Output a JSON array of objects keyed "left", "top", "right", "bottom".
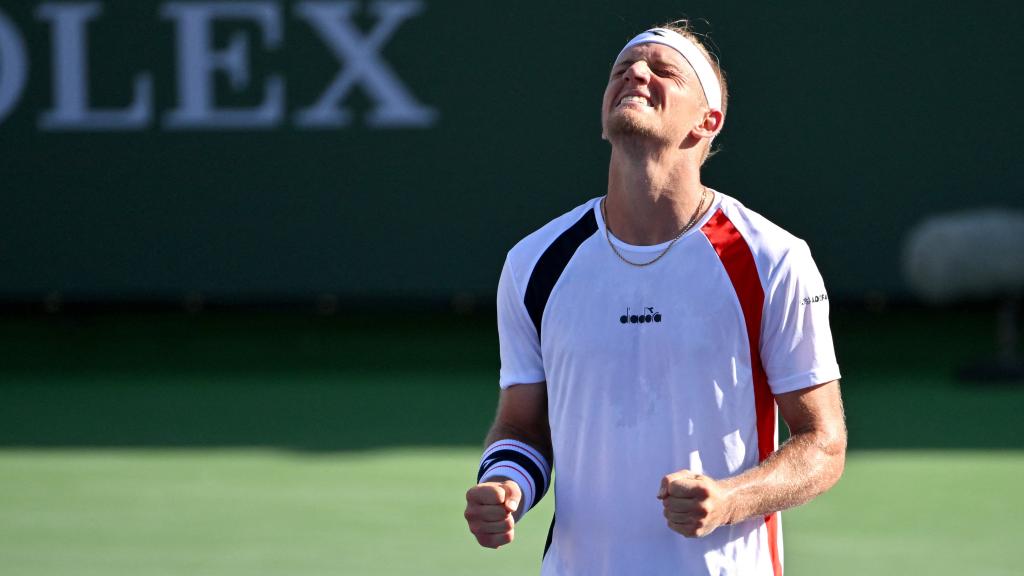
[{"left": 0, "top": 1, "right": 435, "bottom": 130}]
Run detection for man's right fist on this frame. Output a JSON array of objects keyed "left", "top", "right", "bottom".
[{"left": 464, "top": 480, "right": 522, "bottom": 548}]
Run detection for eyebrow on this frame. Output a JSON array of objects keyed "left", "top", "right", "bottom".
[{"left": 612, "top": 59, "right": 635, "bottom": 71}]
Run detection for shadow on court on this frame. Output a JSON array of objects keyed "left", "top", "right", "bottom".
[{"left": 1, "top": 306, "right": 1021, "bottom": 451}]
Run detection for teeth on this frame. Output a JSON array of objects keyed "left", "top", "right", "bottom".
[{"left": 619, "top": 95, "right": 650, "bottom": 106}]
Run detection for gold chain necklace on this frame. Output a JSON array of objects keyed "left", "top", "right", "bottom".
[{"left": 602, "top": 187, "right": 709, "bottom": 267}]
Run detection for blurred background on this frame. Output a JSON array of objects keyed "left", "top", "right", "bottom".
[{"left": 1, "top": 1, "right": 1022, "bottom": 574}]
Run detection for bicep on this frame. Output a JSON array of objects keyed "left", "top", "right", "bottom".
[{"left": 776, "top": 380, "right": 846, "bottom": 444}]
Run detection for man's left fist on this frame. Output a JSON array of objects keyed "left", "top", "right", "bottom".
[{"left": 657, "top": 470, "right": 733, "bottom": 538}]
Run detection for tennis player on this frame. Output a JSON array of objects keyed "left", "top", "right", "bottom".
[{"left": 464, "top": 21, "right": 846, "bottom": 575}]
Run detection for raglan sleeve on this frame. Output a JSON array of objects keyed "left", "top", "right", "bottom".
[
  {"left": 497, "top": 255, "right": 546, "bottom": 388},
  {"left": 760, "top": 240, "right": 842, "bottom": 395}
]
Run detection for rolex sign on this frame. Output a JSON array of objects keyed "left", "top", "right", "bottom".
[{"left": 0, "top": 1, "right": 437, "bottom": 130}]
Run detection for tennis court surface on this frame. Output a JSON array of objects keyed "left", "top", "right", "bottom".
[{"left": 1, "top": 306, "right": 1021, "bottom": 575}]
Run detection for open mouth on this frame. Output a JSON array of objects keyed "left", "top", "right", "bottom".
[{"left": 617, "top": 95, "right": 652, "bottom": 108}]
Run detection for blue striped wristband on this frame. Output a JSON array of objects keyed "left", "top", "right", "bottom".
[{"left": 477, "top": 439, "right": 551, "bottom": 514}]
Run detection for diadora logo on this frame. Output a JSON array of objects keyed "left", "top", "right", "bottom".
[
  {"left": 802, "top": 293, "right": 829, "bottom": 306},
  {"left": 619, "top": 306, "right": 663, "bottom": 325}
]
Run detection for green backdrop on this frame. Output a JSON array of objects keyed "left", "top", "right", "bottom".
[{"left": 2, "top": 1, "right": 1021, "bottom": 301}]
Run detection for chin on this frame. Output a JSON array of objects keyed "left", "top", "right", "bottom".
[{"left": 606, "top": 112, "right": 666, "bottom": 142}]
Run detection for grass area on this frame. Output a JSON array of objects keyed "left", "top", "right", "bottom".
[
  {"left": 0, "top": 448, "right": 553, "bottom": 576},
  {"left": 0, "top": 448, "right": 1020, "bottom": 576},
  {"left": 784, "top": 451, "right": 1023, "bottom": 575},
  {"left": 0, "top": 306, "right": 1022, "bottom": 574}
]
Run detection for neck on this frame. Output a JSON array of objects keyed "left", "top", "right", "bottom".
[{"left": 604, "top": 144, "right": 707, "bottom": 245}]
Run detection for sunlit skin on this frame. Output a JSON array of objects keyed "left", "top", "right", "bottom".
[
  {"left": 599, "top": 43, "right": 724, "bottom": 246},
  {"left": 601, "top": 43, "right": 713, "bottom": 149}
]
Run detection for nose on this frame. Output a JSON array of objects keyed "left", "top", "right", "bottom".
[{"left": 623, "top": 61, "right": 651, "bottom": 85}]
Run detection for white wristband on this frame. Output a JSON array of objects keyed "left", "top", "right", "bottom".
[{"left": 477, "top": 439, "right": 552, "bottom": 514}]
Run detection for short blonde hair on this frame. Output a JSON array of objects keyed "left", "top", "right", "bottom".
[{"left": 654, "top": 19, "right": 728, "bottom": 163}]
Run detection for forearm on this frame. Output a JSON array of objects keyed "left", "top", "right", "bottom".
[
  {"left": 476, "top": 384, "right": 553, "bottom": 522},
  {"left": 480, "top": 421, "right": 553, "bottom": 521},
  {"left": 484, "top": 420, "right": 553, "bottom": 463},
  {"left": 720, "top": 425, "right": 846, "bottom": 523}
]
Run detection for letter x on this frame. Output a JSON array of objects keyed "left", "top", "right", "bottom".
[{"left": 295, "top": 1, "right": 436, "bottom": 128}]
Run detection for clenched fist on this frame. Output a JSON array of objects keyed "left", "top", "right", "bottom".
[
  {"left": 658, "top": 470, "right": 733, "bottom": 538},
  {"left": 464, "top": 480, "right": 522, "bottom": 548}
]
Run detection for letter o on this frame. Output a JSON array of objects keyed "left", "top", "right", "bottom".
[{"left": 0, "top": 9, "right": 27, "bottom": 125}]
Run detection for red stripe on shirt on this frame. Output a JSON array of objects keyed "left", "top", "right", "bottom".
[{"left": 701, "top": 209, "right": 782, "bottom": 576}]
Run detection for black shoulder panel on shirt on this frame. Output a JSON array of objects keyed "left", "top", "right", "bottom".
[{"left": 524, "top": 209, "right": 598, "bottom": 339}]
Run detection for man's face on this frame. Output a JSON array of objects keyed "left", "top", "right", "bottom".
[{"left": 602, "top": 43, "right": 709, "bottom": 146}]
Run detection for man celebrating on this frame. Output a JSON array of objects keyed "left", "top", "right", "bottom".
[{"left": 464, "top": 21, "right": 846, "bottom": 575}]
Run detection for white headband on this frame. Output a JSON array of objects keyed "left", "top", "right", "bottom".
[{"left": 615, "top": 28, "right": 722, "bottom": 112}]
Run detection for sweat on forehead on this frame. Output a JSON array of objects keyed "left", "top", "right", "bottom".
[{"left": 615, "top": 28, "right": 722, "bottom": 112}]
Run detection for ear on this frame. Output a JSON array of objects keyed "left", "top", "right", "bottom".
[{"left": 692, "top": 109, "right": 724, "bottom": 140}]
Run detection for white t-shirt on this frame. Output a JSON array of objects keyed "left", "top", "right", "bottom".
[{"left": 497, "top": 192, "right": 841, "bottom": 576}]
